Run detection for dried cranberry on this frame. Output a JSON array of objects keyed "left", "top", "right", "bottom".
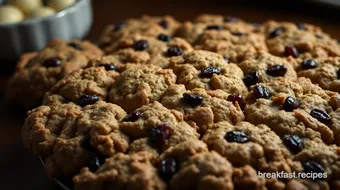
[
  {"left": 121, "top": 111, "right": 141, "bottom": 122},
  {"left": 134, "top": 40, "right": 149, "bottom": 51},
  {"left": 167, "top": 47, "right": 183, "bottom": 57},
  {"left": 159, "top": 158, "right": 178, "bottom": 179},
  {"left": 224, "top": 17, "right": 238, "bottom": 22},
  {"left": 268, "top": 27, "right": 284, "bottom": 39},
  {"left": 266, "top": 65, "right": 287, "bottom": 77},
  {"left": 285, "top": 46, "right": 299, "bottom": 58},
  {"left": 113, "top": 23, "right": 125, "bottom": 32},
  {"left": 227, "top": 94, "right": 246, "bottom": 110},
  {"left": 149, "top": 124, "right": 170, "bottom": 145},
  {"left": 76, "top": 95, "right": 100, "bottom": 107},
  {"left": 282, "top": 96, "right": 300, "bottom": 112},
  {"left": 302, "top": 161, "right": 325, "bottom": 175},
  {"left": 224, "top": 57, "right": 229, "bottom": 63},
  {"left": 231, "top": 32, "right": 247, "bottom": 36},
  {"left": 253, "top": 85, "right": 270, "bottom": 99},
  {"left": 301, "top": 59, "right": 317, "bottom": 70},
  {"left": 97, "top": 64, "right": 116, "bottom": 71},
  {"left": 158, "top": 20, "right": 168, "bottom": 29},
  {"left": 315, "top": 34, "right": 324, "bottom": 39},
  {"left": 81, "top": 136, "right": 98, "bottom": 152},
  {"left": 68, "top": 42, "right": 82, "bottom": 50},
  {"left": 206, "top": 25, "right": 223, "bottom": 30},
  {"left": 158, "top": 34, "right": 172, "bottom": 42},
  {"left": 225, "top": 131, "right": 249, "bottom": 143},
  {"left": 183, "top": 93, "right": 203, "bottom": 107},
  {"left": 200, "top": 66, "right": 221, "bottom": 78},
  {"left": 88, "top": 157, "right": 105, "bottom": 172},
  {"left": 296, "top": 23, "right": 306, "bottom": 31},
  {"left": 310, "top": 109, "right": 331, "bottom": 124},
  {"left": 243, "top": 71, "right": 259, "bottom": 87},
  {"left": 283, "top": 135, "right": 304, "bottom": 154},
  {"left": 42, "top": 58, "right": 62, "bottom": 68}
]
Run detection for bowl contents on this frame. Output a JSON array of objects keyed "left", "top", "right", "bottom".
[
  {"left": 0, "top": 5, "right": 24, "bottom": 24},
  {"left": 0, "top": 0, "right": 76, "bottom": 24},
  {"left": 14, "top": 14, "right": 340, "bottom": 190}
]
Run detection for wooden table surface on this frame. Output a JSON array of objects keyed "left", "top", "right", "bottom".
[{"left": 2, "top": 0, "right": 340, "bottom": 189}]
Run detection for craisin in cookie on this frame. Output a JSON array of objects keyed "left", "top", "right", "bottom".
[
  {"left": 22, "top": 100, "right": 127, "bottom": 177},
  {"left": 202, "top": 121, "right": 302, "bottom": 174},
  {"left": 6, "top": 39, "right": 104, "bottom": 109},
  {"left": 103, "top": 34, "right": 193, "bottom": 68},
  {"left": 119, "top": 101, "right": 199, "bottom": 152},
  {"left": 297, "top": 57, "right": 340, "bottom": 94},
  {"left": 261, "top": 20, "right": 340, "bottom": 59},
  {"left": 245, "top": 77, "right": 339, "bottom": 144},
  {"left": 73, "top": 151, "right": 166, "bottom": 190},
  {"left": 99, "top": 15, "right": 180, "bottom": 51},
  {"left": 43, "top": 67, "right": 118, "bottom": 106},
  {"left": 239, "top": 51, "right": 297, "bottom": 87},
  {"left": 109, "top": 65, "right": 177, "bottom": 112},
  {"left": 170, "top": 50, "right": 248, "bottom": 96},
  {"left": 176, "top": 14, "right": 258, "bottom": 44},
  {"left": 161, "top": 84, "right": 245, "bottom": 134}
]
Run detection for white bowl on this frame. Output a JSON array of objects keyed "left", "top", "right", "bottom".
[{"left": 0, "top": 0, "right": 93, "bottom": 62}]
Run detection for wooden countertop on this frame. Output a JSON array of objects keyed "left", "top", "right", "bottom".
[{"left": 1, "top": 0, "right": 340, "bottom": 189}]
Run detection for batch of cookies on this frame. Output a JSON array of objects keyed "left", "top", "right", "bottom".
[{"left": 7, "top": 14, "right": 340, "bottom": 189}]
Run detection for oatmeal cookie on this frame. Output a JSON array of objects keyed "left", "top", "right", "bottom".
[
  {"left": 43, "top": 67, "right": 118, "bottom": 105},
  {"left": 109, "top": 65, "right": 177, "bottom": 112},
  {"left": 99, "top": 15, "right": 180, "bottom": 51},
  {"left": 245, "top": 77, "right": 339, "bottom": 144},
  {"left": 6, "top": 39, "right": 104, "bottom": 109},
  {"left": 239, "top": 51, "right": 297, "bottom": 87},
  {"left": 73, "top": 151, "right": 166, "bottom": 190},
  {"left": 161, "top": 84, "right": 245, "bottom": 134},
  {"left": 261, "top": 20, "right": 340, "bottom": 59},
  {"left": 22, "top": 100, "right": 127, "bottom": 177}
]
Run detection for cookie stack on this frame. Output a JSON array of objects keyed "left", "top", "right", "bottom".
[{"left": 10, "top": 14, "right": 340, "bottom": 189}]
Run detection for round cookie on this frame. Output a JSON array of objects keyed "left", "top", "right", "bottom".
[
  {"left": 104, "top": 34, "right": 193, "bottom": 68},
  {"left": 239, "top": 50, "right": 298, "bottom": 87},
  {"left": 170, "top": 50, "right": 248, "bottom": 96},
  {"left": 99, "top": 15, "right": 180, "bottom": 50},
  {"left": 87, "top": 48, "right": 151, "bottom": 72},
  {"left": 170, "top": 151, "right": 234, "bottom": 190},
  {"left": 161, "top": 84, "right": 245, "bottom": 134},
  {"left": 43, "top": 67, "right": 119, "bottom": 106},
  {"left": 22, "top": 100, "right": 127, "bottom": 177},
  {"left": 194, "top": 30, "right": 267, "bottom": 63},
  {"left": 119, "top": 101, "right": 199, "bottom": 151},
  {"left": 176, "top": 14, "right": 258, "bottom": 44},
  {"left": 109, "top": 65, "right": 177, "bottom": 112},
  {"left": 261, "top": 20, "right": 340, "bottom": 59},
  {"left": 6, "top": 39, "right": 104, "bottom": 109},
  {"left": 297, "top": 57, "right": 340, "bottom": 94},
  {"left": 245, "top": 77, "right": 339, "bottom": 144},
  {"left": 202, "top": 121, "right": 302, "bottom": 173},
  {"left": 73, "top": 152, "right": 166, "bottom": 190}
]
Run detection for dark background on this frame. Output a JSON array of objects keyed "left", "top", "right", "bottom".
[{"left": 1, "top": 0, "right": 340, "bottom": 189}]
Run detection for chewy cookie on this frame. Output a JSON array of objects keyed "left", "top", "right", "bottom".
[
  {"left": 6, "top": 39, "right": 104, "bottom": 109},
  {"left": 99, "top": 15, "right": 181, "bottom": 53},
  {"left": 261, "top": 20, "right": 340, "bottom": 59},
  {"left": 170, "top": 50, "right": 248, "bottom": 96}
]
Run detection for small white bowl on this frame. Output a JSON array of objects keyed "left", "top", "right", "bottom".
[{"left": 0, "top": 0, "right": 93, "bottom": 62}]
